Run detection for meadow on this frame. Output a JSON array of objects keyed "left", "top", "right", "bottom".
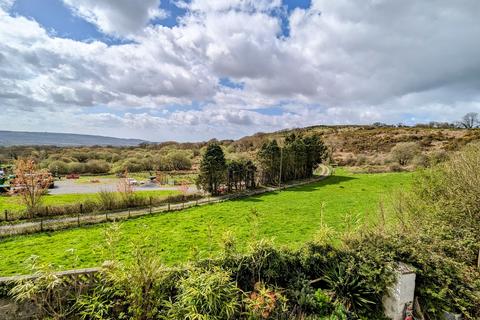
[
  {"left": 0, "top": 169, "right": 413, "bottom": 276},
  {"left": 0, "top": 189, "right": 180, "bottom": 213}
]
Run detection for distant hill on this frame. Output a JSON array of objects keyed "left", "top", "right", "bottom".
[{"left": 0, "top": 131, "right": 146, "bottom": 147}]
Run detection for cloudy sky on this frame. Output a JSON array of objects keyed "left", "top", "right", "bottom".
[{"left": 0, "top": 0, "right": 479, "bottom": 141}]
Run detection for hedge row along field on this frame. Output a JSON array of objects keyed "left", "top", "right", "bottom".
[{"left": 0, "top": 169, "right": 413, "bottom": 276}]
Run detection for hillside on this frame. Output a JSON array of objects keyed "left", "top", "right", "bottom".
[
  {"left": 1, "top": 126, "right": 479, "bottom": 174},
  {"left": 0, "top": 131, "right": 146, "bottom": 147},
  {"left": 230, "top": 125, "right": 479, "bottom": 165}
]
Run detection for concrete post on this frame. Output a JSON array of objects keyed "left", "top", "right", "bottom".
[
  {"left": 443, "top": 312, "right": 462, "bottom": 320},
  {"left": 383, "top": 263, "right": 416, "bottom": 320}
]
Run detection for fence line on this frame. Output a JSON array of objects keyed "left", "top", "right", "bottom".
[{"left": 0, "top": 166, "right": 331, "bottom": 237}]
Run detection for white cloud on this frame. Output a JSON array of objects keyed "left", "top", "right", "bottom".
[
  {"left": 0, "top": 0, "right": 480, "bottom": 140},
  {"left": 185, "top": 0, "right": 282, "bottom": 13},
  {"left": 62, "top": 0, "right": 166, "bottom": 36},
  {"left": 0, "top": 0, "right": 13, "bottom": 10}
]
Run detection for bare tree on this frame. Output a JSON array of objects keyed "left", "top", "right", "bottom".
[
  {"left": 459, "top": 112, "right": 479, "bottom": 129},
  {"left": 11, "top": 159, "right": 53, "bottom": 218}
]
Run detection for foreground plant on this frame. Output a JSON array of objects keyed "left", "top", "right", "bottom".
[
  {"left": 166, "top": 267, "right": 240, "bottom": 320},
  {"left": 244, "top": 282, "right": 288, "bottom": 319}
]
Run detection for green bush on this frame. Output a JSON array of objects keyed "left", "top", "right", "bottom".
[
  {"left": 85, "top": 160, "right": 111, "bottom": 174},
  {"left": 11, "top": 240, "right": 395, "bottom": 319},
  {"left": 347, "top": 233, "right": 480, "bottom": 319},
  {"left": 390, "top": 142, "right": 421, "bottom": 165},
  {"left": 68, "top": 162, "right": 86, "bottom": 174},
  {"left": 48, "top": 160, "right": 70, "bottom": 175},
  {"left": 167, "top": 267, "right": 240, "bottom": 319}
]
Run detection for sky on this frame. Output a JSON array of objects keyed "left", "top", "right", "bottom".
[{"left": 0, "top": 0, "right": 479, "bottom": 141}]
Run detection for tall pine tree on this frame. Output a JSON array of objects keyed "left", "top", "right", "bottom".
[{"left": 197, "top": 144, "right": 227, "bottom": 195}]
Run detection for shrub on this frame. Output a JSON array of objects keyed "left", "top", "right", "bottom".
[
  {"left": 112, "top": 158, "right": 146, "bottom": 173},
  {"left": 168, "top": 151, "right": 192, "bottom": 170},
  {"left": 355, "top": 155, "right": 367, "bottom": 166},
  {"left": 362, "top": 143, "right": 480, "bottom": 319},
  {"left": 11, "top": 239, "right": 397, "bottom": 320},
  {"left": 167, "top": 267, "right": 240, "bottom": 319},
  {"left": 322, "top": 260, "right": 376, "bottom": 315},
  {"left": 68, "top": 162, "right": 86, "bottom": 174},
  {"left": 85, "top": 160, "right": 111, "bottom": 174},
  {"left": 388, "top": 163, "right": 402, "bottom": 172},
  {"left": 97, "top": 190, "right": 118, "bottom": 211},
  {"left": 429, "top": 149, "right": 448, "bottom": 165},
  {"left": 243, "top": 282, "right": 288, "bottom": 319},
  {"left": 390, "top": 142, "right": 421, "bottom": 165},
  {"left": 48, "top": 160, "right": 70, "bottom": 175},
  {"left": 411, "top": 154, "right": 429, "bottom": 168},
  {"left": 347, "top": 233, "right": 480, "bottom": 319}
]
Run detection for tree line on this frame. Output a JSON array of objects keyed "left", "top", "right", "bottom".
[
  {"left": 197, "top": 144, "right": 257, "bottom": 195},
  {"left": 257, "top": 133, "right": 327, "bottom": 185},
  {"left": 198, "top": 133, "right": 327, "bottom": 195}
]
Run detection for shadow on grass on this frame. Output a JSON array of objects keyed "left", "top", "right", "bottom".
[
  {"left": 240, "top": 197, "right": 264, "bottom": 203},
  {"left": 239, "top": 175, "right": 357, "bottom": 203},
  {"left": 283, "top": 175, "right": 357, "bottom": 192}
]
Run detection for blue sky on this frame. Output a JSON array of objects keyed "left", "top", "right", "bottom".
[
  {"left": 10, "top": 0, "right": 311, "bottom": 41},
  {"left": 0, "top": 0, "right": 479, "bottom": 141}
]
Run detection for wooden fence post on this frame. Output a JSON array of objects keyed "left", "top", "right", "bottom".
[
  {"left": 4, "top": 210, "right": 7, "bottom": 222},
  {"left": 168, "top": 203, "right": 170, "bottom": 211},
  {"left": 477, "top": 249, "right": 480, "bottom": 270},
  {"left": 149, "top": 196, "right": 152, "bottom": 214},
  {"left": 40, "top": 218, "right": 43, "bottom": 232}
]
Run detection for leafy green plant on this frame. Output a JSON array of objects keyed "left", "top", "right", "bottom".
[
  {"left": 322, "top": 261, "right": 376, "bottom": 315},
  {"left": 288, "top": 278, "right": 333, "bottom": 316},
  {"left": 75, "top": 282, "right": 119, "bottom": 320},
  {"left": 10, "top": 255, "right": 88, "bottom": 319},
  {"left": 166, "top": 267, "right": 240, "bottom": 320}
]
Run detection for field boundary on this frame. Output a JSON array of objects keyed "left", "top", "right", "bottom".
[{"left": 0, "top": 166, "right": 331, "bottom": 237}]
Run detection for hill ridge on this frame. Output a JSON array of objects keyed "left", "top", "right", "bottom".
[{"left": 0, "top": 130, "right": 146, "bottom": 147}]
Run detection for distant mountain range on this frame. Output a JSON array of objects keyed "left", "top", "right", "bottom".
[{"left": 0, "top": 131, "right": 146, "bottom": 147}]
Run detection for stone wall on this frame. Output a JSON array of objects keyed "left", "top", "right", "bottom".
[{"left": 0, "top": 268, "right": 100, "bottom": 320}]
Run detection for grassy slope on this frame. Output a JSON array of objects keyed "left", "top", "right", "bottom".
[
  {"left": 0, "top": 169, "right": 412, "bottom": 276},
  {"left": 0, "top": 190, "right": 180, "bottom": 212}
]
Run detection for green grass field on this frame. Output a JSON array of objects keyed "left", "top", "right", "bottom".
[
  {"left": 0, "top": 190, "right": 180, "bottom": 212},
  {"left": 0, "top": 169, "right": 413, "bottom": 276}
]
